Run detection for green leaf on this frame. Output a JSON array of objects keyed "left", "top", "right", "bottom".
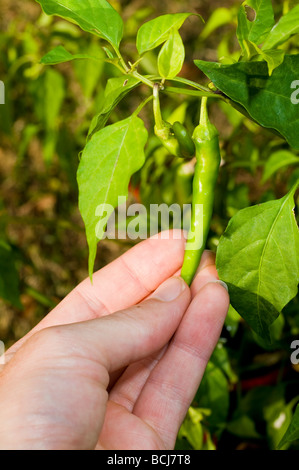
[
  {"left": 262, "top": 150, "right": 299, "bottom": 184},
  {"left": 178, "top": 407, "right": 205, "bottom": 450},
  {"left": 157, "top": 29, "right": 185, "bottom": 79},
  {"left": 237, "top": 3, "right": 250, "bottom": 54},
  {"left": 194, "top": 55, "right": 299, "bottom": 149},
  {"left": 257, "top": 49, "right": 285, "bottom": 76},
  {"left": 225, "top": 304, "right": 241, "bottom": 337},
  {"left": 227, "top": 415, "right": 261, "bottom": 439},
  {"left": 262, "top": 5, "right": 299, "bottom": 50},
  {"left": 278, "top": 403, "right": 299, "bottom": 449},
  {"left": 35, "top": 0, "right": 124, "bottom": 49},
  {"left": 200, "top": 7, "right": 235, "bottom": 40},
  {"left": 136, "top": 13, "right": 192, "bottom": 55},
  {"left": 211, "top": 342, "right": 238, "bottom": 384},
  {"left": 195, "top": 361, "right": 230, "bottom": 429},
  {"left": 0, "top": 240, "right": 22, "bottom": 309},
  {"left": 77, "top": 116, "right": 148, "bottom": 277},
  {"left": 41, "top": 45, "right": 102, "bottom": 65},
  {"left": 73, "top": 42, "right": 105, "bottom": 99},
  {"left": 246, "top": 41, "right": 285, "bottom": 75},
  {"left": 31, "top": 68, "right": 65, "bottom": 163},
  {"left": 236, "top": 39, "right": 285, "bottom": 75},
  {"left": 216, "top": 182, "right": 299, "bottom": 340},
  {"left": 33, "top": 68, "right": 65, "bottom": 130},
  {"left": 237, "top": 0, "right": 274, "bottom": 50},
  {"left": 265, "top": 395, "right": 299, "bottom": 450},
  {"left": 87, "top": 76, "right": 141, "bottom": 140},
  {"left": 236, "top": 0, "right": 285, "bottom": 75}
]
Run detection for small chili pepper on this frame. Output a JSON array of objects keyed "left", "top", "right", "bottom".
[
  {"left": 172, "top": 121, "right": 195, "bottom": 159},
  {"left": 181, "top": 97, "right": 221, "bottom": 285},
  {"left": 153, "top": 83, "right": 194, "bottom": 159}
]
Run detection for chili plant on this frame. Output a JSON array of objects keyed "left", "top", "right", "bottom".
[{"left": 35, "top": 0, "right": 299, "bottom": 448}]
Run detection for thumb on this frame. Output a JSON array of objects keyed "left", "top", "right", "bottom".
[
  {"left": 6, "top": 277, "right": 190, "bottom": 375},
  {"left": 60, "top": 276, "right": 190, "bottom": 373},
  {"left": 0, "top": 277, "right": 190, "bottom": 450}
]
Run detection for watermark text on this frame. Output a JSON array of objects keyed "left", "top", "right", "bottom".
[
  {"left": 0, "top": 81, "right": 4, "bottom": 105},
  {"left": 95, "top": 197, "right": 203, "bottom": 251},
  {"left": 291, "top": 80, "right": 299, "bottom": 104},
  {"left": 290, "top": 340, "right": 299, "bottom": 365}
]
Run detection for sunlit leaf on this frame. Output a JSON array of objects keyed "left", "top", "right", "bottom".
[
  {"left": 237, "top": 0, "right": 274, "bottom": 50},
  {"left": 195, "top": 55, "right": 299, "bottom": 149},
  {"left": 158, "top": 29, "right": 185, "bottom": 79},
  {"left": 77, "top": 116, "right": 148, "bottom": 277},
  {"left": 87, "top": 76, "right": 140, "bottom": 140},
  {"left": 262, "top": 150, "right": 299, "bottom": 184},
  {"left": 216, "top": 182, "right": 299, "bottom": 340},
  {"left": 36, "top": 0, "right": 124, "bottom": 48},
  {"left": 136, "top": 13, "right": 192, "bottom": 55},
  {"left": 262, "top": 4, "right": 299, "bottom": 50},
  {"left": 41, "top": 45, "right": 102, "bottom": 65}
]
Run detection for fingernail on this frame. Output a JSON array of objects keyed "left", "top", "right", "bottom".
[
  {"left": 151, "top": 277, "right": 186, "bottom": 302},
  {"left": 208, "top": 280, "right": 229, "bottom": 292}
]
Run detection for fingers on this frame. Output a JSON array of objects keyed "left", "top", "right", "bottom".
[
  {"left": 190, "top": 250, "right": 218, "bottom": 295},
  {"left": 75, "top": 230, "right": 186, "bottom": 318},
  {"left": 109, "top": 252, "right": 224, "bottom": 411},
  {"left": 108, "top": 250, "right": 219, "bottom": 390},
  {"left": 7, "top": 230, "right": 186, "bottom": 355},
  {"left": 0, "top": 277, "right": 190, "bottom": 450},
  {"left": 132, "top": 275, "right": 229, "bottom": 449},
  {"left": 22, "top": 277, "right": 191, "bottom": 375}
]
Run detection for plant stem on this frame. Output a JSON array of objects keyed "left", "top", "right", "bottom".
[
  {"left": 112, "top": 45, "right": 130, "bottom": 73},
  {"left": 153, "top": 83, "right": 164, "bottom": 129},
  {"left": 110, "top": 45, "right": 155, "bottom": 88},
  {"left": 170, "top": 76, "right": 215, "bottom": 94},
  {"left": 133, "top": 95, "right": 153, "bottom": 117},
  {"left": 200, "top": 96, "right": 208, "bottom": 127},
  {"left": 106, "top": 59, "right": 128, "bottom": 74},
  {"left": 131, "top": 70, "right": 154, "bottom": 88},
  {"left": 163, "top": 86, "right": 223, "bottom": 99}
]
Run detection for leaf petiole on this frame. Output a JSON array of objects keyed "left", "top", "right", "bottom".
[
  {"left": 132, "top": 95, "right": 153, "bottom": 117},
  {"left": 153, "top": 83, "right": 165, "bottom": 129},
  {"left": 163, "top": 86, "right": 221, "bottom": 98},
  {"left": 111, "top": 44, "right": 130, "bottom": 73},
  {"left": 131, "top": 70, "right": 154, "bottom": 88},
  {"left": 170, "top": 76, "right": 213, "bottom": 94}
]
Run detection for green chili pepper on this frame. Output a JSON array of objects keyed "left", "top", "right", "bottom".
[
  {"left": 181, "top": 97, "right": 221, "bottom": 286},
  {"left": 175, "top": 160, "right": 194, "bottom": 207},
  {"left": 153, "top": 84, "right": 194, "bottom": 159},
  {"left": 172, "top": 121, "right": 195, "bottom": 159}
]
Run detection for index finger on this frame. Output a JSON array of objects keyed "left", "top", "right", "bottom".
[{"left": 7, "top": 230, "right": 186, "bottom": 354}]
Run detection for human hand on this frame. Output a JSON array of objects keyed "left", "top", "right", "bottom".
[{"left": 0, "top": 232, "right": 229, "bottom": 450}]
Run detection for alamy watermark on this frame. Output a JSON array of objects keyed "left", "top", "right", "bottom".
[
  {"left": 290, "top": 340, "right": 299, "bottom": 365},
  {"left": 0, "top": 81, "right": 4, "bottom": 105},
  {"left": 291, "top": 80, "right": 299, "bottom": 104},
  {"left": 95, "top": 197, "right": 203, "bottom": 250}
]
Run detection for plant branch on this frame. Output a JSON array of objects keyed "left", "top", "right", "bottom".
[
  {"left": 111, "top": 45, "right": 130, "bottom": 73},
  {"left": 153, "top": 83, "right": 164, "bottom": 129},
  {"left": 131, "top": 70, "right": 154, "bottom": 88},
  {"left": 163, "top": 86, "right": 223, "bottom": 99},
  {"left": 170, "top": 76, "right": 214, "bottom": 94},
  {"left": 133, "top": 95, "right": 153, "bottom": 117}
]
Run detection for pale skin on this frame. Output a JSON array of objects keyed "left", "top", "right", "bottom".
[{"left": 0, "top": 231, "right": 229, "bottom": 450}]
